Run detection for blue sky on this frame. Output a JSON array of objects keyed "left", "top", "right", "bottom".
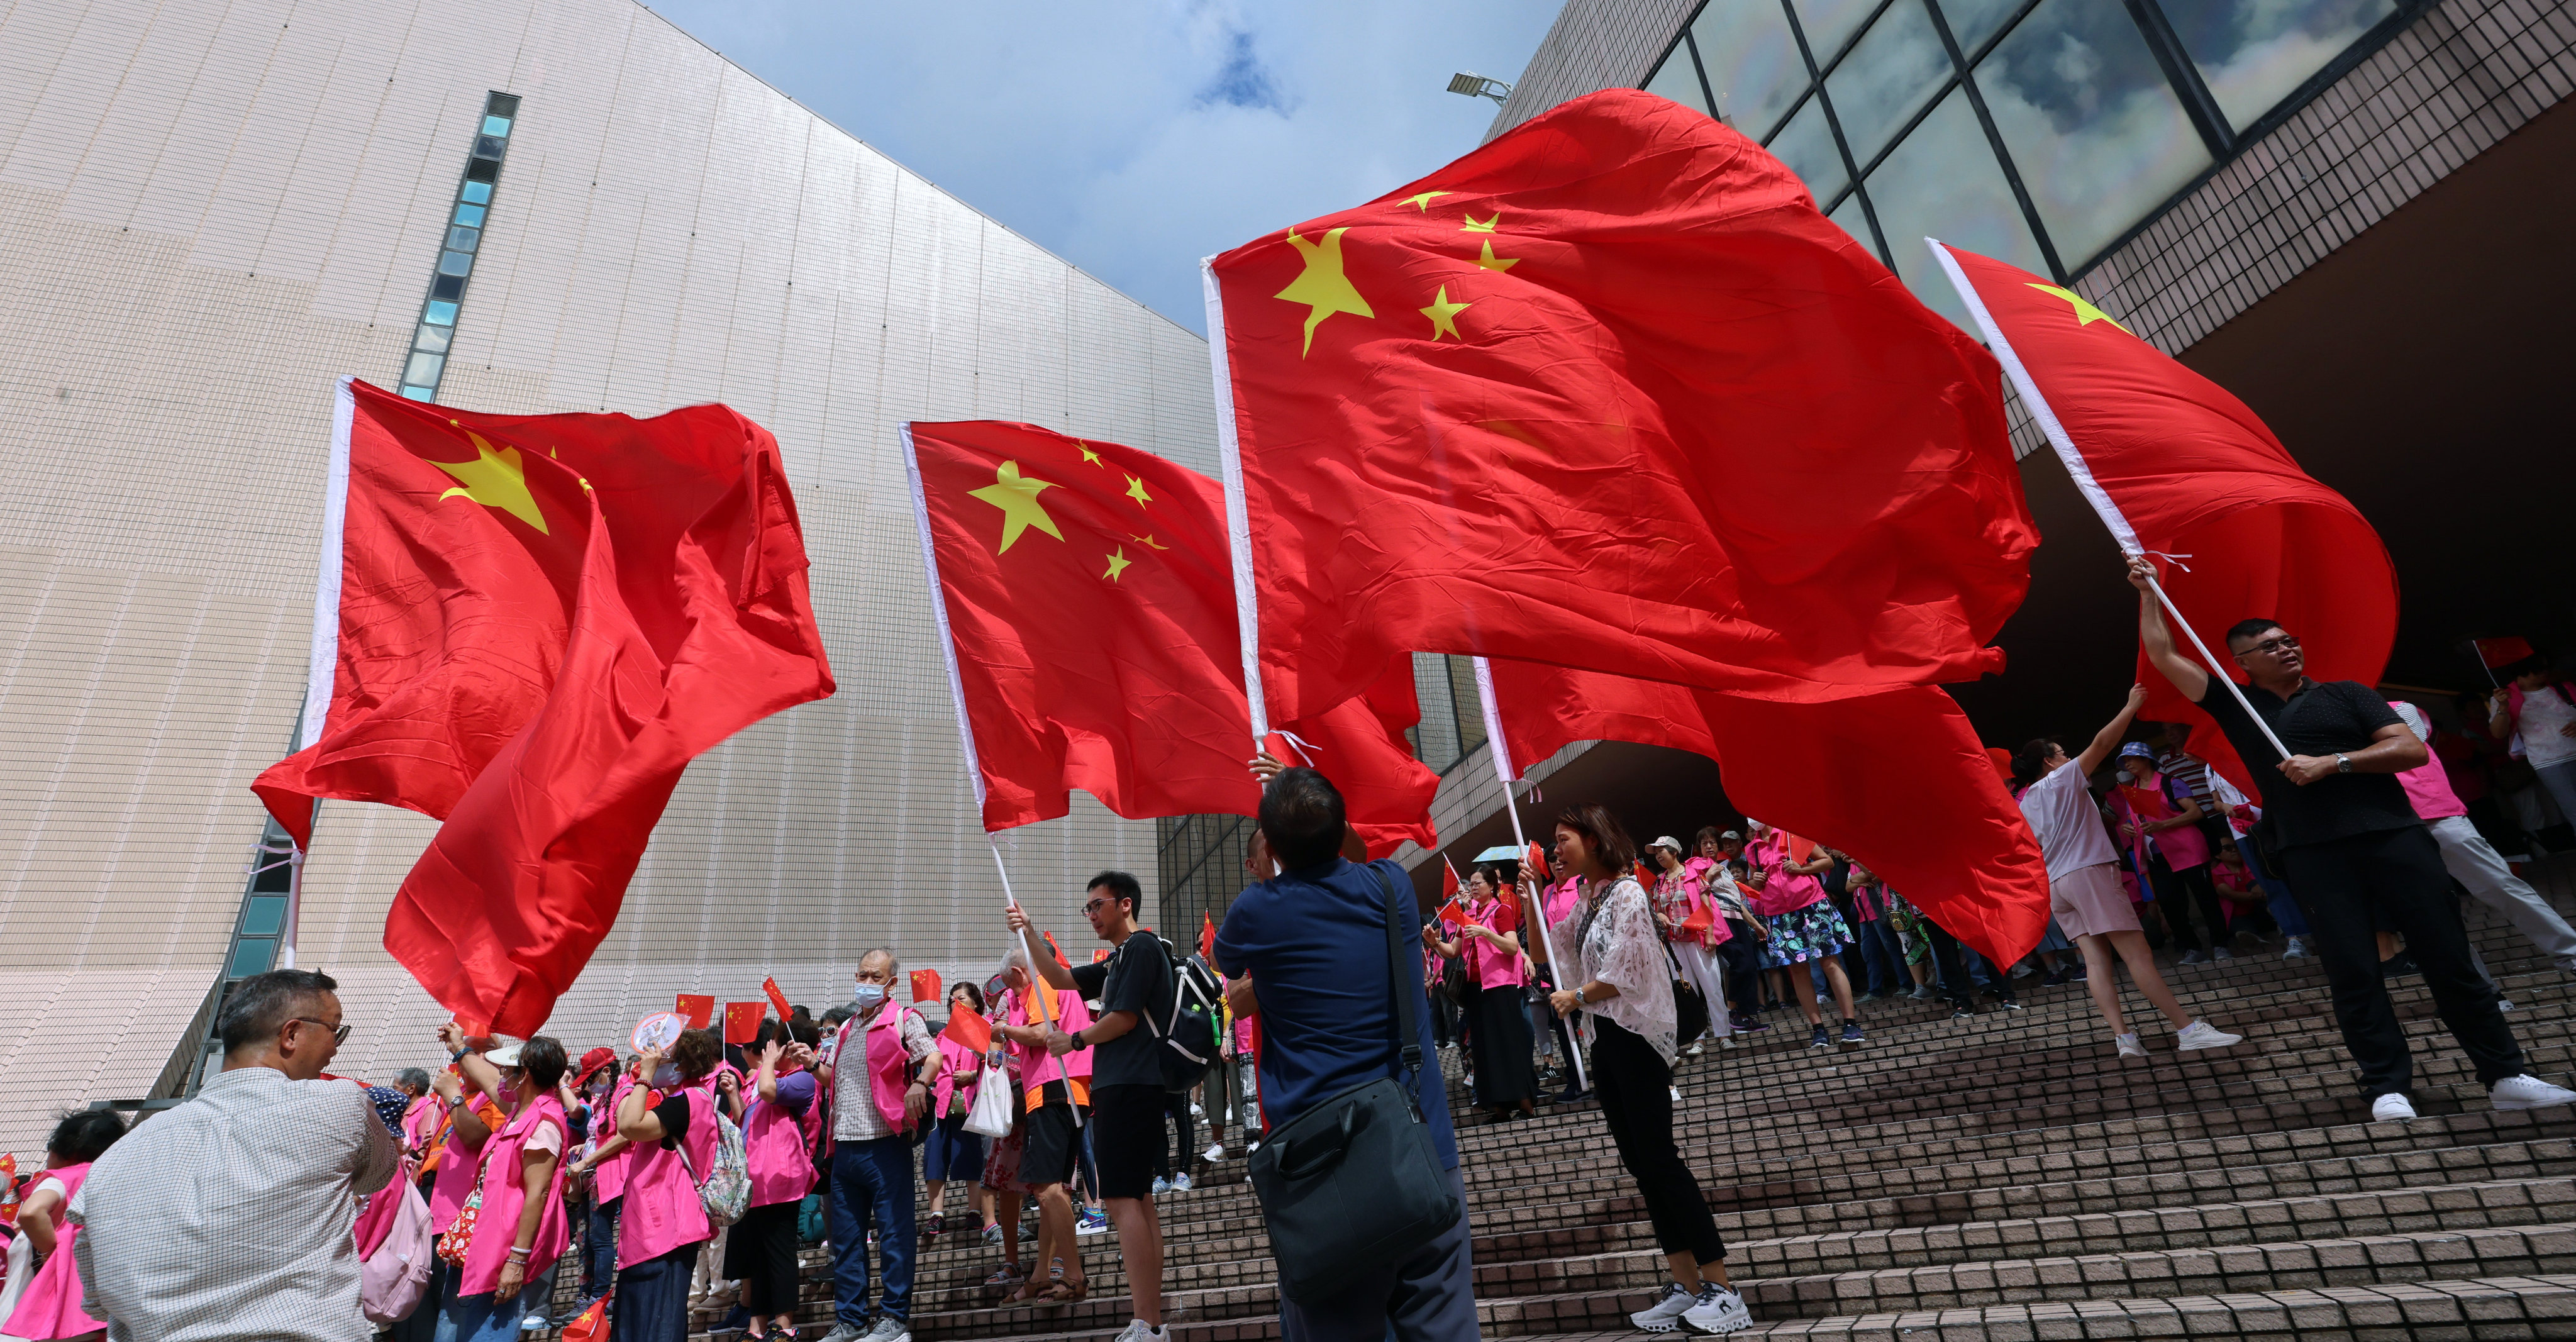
[{"left": 643, "top": 0, "right": 1564, "bottom": 333}]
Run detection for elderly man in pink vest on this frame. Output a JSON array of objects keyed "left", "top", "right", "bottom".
[{"left": 813, "top": 949, "right": 943, "bottom": 1342}]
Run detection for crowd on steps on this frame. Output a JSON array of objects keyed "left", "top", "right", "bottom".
[{"left": 14, "top": 620, "right": 2576, "bottom": 1342}]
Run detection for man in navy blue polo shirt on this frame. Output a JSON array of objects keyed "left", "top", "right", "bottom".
[{"left": 1213, "top": 767, "right": 1477, "bottom": 1342}]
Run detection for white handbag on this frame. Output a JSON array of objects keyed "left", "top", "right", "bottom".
[{"left": 963, "top": 1062, "right": 1016, "bottom": 1139}]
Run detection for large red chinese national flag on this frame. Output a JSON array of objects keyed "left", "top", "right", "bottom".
[
  {"left": 1479, "top": 657, "right": 2048, "bottom": 964},
  {"left": 903, "top": 421, "right": 1436, "bottom": 854},
  {"left": 254, "top": 379, "right": 834, "bottom": 1034},
  {"left": 1931, "top": 242, "right": 2397, "bottom": 792},
  {"left": 1205, "top": 88, "right": 2035, "bottom": 725}
]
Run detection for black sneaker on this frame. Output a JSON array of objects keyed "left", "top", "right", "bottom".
[
  {"left": 1839, "top": 1021, "right": 1865, "bottom": 1046},
  {"left": 2380, "top": 951, "right": 2422, "bottom": 979},
  {"left": 1997, "top": 998, "right": 2024, "bottom": 1011},
  {"left": 1809, "top": 1024, "right": 1831, "bottom": 1048},
  {"left": 1950, "top": 1005, "right": 1975, "bottom": 1020}
]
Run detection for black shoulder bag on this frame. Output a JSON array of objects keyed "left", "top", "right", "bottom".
[{"left": 1246, "top": 862, "right": 1463, "bottom": 1302}]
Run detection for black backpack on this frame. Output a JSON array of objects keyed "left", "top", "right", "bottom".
[{"left": 1141, "top": 940, "right": 1224, "bottom": 1093}]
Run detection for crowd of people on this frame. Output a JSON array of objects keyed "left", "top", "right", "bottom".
[{"left": 10, "top": 567, "right": 2576, "bottom": 1342}]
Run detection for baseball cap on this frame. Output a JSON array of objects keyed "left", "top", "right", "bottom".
[
  {"left": 1649, "top": 835, "right": 1682, "bottom": 854},
  {"left": 1718, "top": 829, "right": 1741, "bottom": 841}
]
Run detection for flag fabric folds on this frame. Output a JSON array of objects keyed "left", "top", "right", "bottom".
[
  {"left": 902, "top": 419, "right": 1437, "bottom": 855},
  {"left": 1480, "top": 658, "right": 2050, "bottom": 965},
  {"left": 675, "top": 995, "right": 715, "bottom": 1031},
  {"left": 722, "top": 1002, "right": 764, "bottom": 1045},
  {"left": 943, "top": 1001, "right": 994, "bottom": 1055},
  {"left": 1931, "top": 241, "right": 2397, "bottom": 792},
  {"left": 253, "top": 379, "right": 833, "bottom": 1036},
  {"left": 1204, "top": 87, "right": 2035, "bottom": 726}
]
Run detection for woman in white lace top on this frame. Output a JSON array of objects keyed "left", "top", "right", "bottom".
[{"left": 1545, "top": 804, "right": 1750, "bottom": 1336}]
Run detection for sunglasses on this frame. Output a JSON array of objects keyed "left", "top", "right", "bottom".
[
  {"left": 291, "top": 1017, "right": 353, "bottom": 1045},
  {"left": 2236, "top": 635, "right": 2301, "bottom": 657}
]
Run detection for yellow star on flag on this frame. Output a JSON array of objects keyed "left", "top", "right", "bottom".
[
  {"left": 1077, "top": 442, "right": 1104, "bottom": 466},
  {"left": 1462, "top": 213, "right": 1499, "bottom": 233},
  {"left": 968, "top": 460, "right": 1063, "bottom": 553},
  {"left": 2026, "top": 283, "right": 2131, "bottom": 335},
  {"left": 1474, "top": 240, "right": 1518, "bottom": 273},
  {"left": 1403, "top": 191, "right": 1452, "bottom": 211},
  {"left": 1102, "top": 546, "right": 1132, "bottom": 582},
  {"left": 1420, "top": 286, "right": 1470, "bottom": 341},
  {"left": 1274, "top": 228, "right": 1375, "bottom": 357},
  {"left": 432, "top": 431, "right": 549, "bottom": 534},
  {"left": 1123, "top": 474, "right": 1153, "bottom": 507},
  {"left": 1128, "top": 533, "right": 1169, "bottom": 550}
]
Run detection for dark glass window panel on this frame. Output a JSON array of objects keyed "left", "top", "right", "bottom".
[
  {"left": 241, "top": 894, "right": 288, "bottom": 936},
  {"left": 1445, "top": 655, "right": 1487, "bottom": 758},
  {"left": 475, "top": 136, "right": 507, "bottom": 159},
  {"left": 454, "top": 202, "right": 487, "bottom": 227},
  {"left": 1763, "top": 94, "right": 1849, "bottom": 201},
  {"left": 1795, "top": 0, "right": 1884, "bottom": 63},
  {"left": 447, "top": 226, "right": 480, "bottom": 253},
  {"left": 465, "top": 158, "right": 498, "bottom": 184},
  {"left": 482, "top": 114, "right": 514, "bottom": 138},
  {"left": 1644, "top": 44, "right": 1713, "bottom": 114},
  {"left": 2160, "top": 0, "right": 2392, "bottom": 130},
  {"left": 487, "top": 92, "right": 521, "bottom": 116},
  {"left": 1977, "top": 0, "right": 2212, "bottom": 265},
  {"left": 1825, "top": 0, "right": 1953, "bottom": 165},
  {"left": 1689, "top": 1, "right": 1808, "bottom": 138},
  {"left": 431, "top": 274, "right": 465, "bottom": 301},
  {"left": 250, "top": 860, "right": 292, "bottom": 893},
  {"left": 227, "top": 938, "right": 277, "bottom": 979},
  {"left": 1938, "top": 0, "right": 2027, "bottom": 55},
  {"left": 1863, "top": 86, "right": 2051, "bottom": 330},
  {"left": 461, "top": 180, "right": 494, "bottom": 205},
  {"left": 438, "top": 250, "right": 474, "bottom": 277}
]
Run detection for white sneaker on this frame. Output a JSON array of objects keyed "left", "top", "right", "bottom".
[
  {"left": 2282, "top": 937, "right": 2309, "bottom": 959},
  {"left": 2491, "top": 1074, "right": 2576, "bottom": 1111},
  {"left": 2115, "top": 1032, "right": 2146, "bottom": 1059},
  {"left": 2212, "top": 947, "right": 2234, "bottom": 961},
  {"left": 1172, "top": 1172, "right": 1194, "bottom": 1192},
  {"left": 2371, "top": 1092, "right": 2418, "bottom": 1123},
  {"left": 1189, "top": 1103, "right": 1204, "bottom": 1118},
  {"left": 1202, "top": 1141, "right": 1226, "bottom": 1163},
  {"left": 1684, "top": 1040, "right": 1704, "bottom": 1057},
  {"left": 1150, "top": 1176, "right": 1172, "bottom": 1197},
  {"left": 1629, "top": 1282, "right": 1697, "bottom": 1333},
  {"left": 1680, "top": 1284, "right": 1753, "bottom": 1335},
  {"left": 1111, "top": 1320, "right": 1168, "bottom": 1342},
  {"left": 2175, "top": 1019, "right": 2243, "bottom": 1051}
]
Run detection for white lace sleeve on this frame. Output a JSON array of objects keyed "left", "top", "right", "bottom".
[{"left": 1582, "top": 879, "right": 1679, "bottom": 1063}]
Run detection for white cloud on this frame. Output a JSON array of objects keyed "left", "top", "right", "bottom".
[{"left": 640, "top": 0, "right": 1562, "bottom": 332}]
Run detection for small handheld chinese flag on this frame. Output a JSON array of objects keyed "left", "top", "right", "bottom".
[
  {"left": 1199, "top": 913, "right": 1216, "bottom": 965},
  {"left": 1633, "top": 860, "right": 1657, "bottom": 888},
  {"left": 911, "top": 970, "right": 942, "bottom": 1004},
  {"left": 1093, "top": 949, "right": 1112, "bottom": 963},
  {"left": 1523, "top": 842, "right": 1550, "bottom": 882},
  {"left": 1435, "top": 897, "right": 1468, "bottom": 929},
  {"left": 674, "top": 995, "right": 714, "bottom": 1030},
  {"left": 560, "top": 1293, "right": 608, "bottom": 1342},
  {"left": 721, "top": 1002, "right": 764, "bottom": 1045},
  {"left": 2478, "top": 637, "right": 2536, "bottom": 669},
  {"left": 943, "top": 1001, "right": 993, "bottom": 1054},
  {"left": 1041, "top": 932, "right": 1069, "bottom": 968},
  {"left": 1441, "top": 859, "right": 1460, "bottom": 900},
  {"left": 1489, "top": 885, "right": 1520, "bottom": 936},
  {"left": 762, "top": 976, "right": 794, "bottom": 1023},
  {"left": 1678, "top": 899, "right": 1716, "bottom": 936}
]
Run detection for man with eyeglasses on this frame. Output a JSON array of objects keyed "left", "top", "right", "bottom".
[
  {"left": 1008, "top": 870, "right": 1175, "bottom": 1342},
  {"left": 2128, "top": 558, "right": 2575, "bottom": 1121},
  {"left": 72, "top": 967, "right": 401, "bottom": 1341}
]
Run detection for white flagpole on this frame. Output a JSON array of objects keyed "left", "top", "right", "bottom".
[
  {"left": 1471, "top": 656, "right": 1585, "bottom": 1092},
  {"left": 900, "top": 423, "right": 1023, "bottom": 911},
  {"left": 1202, "top": 258, "right": 1268, "bottom": 748},
  {"left": 1928, "top": 238, "right": 2290, "bottom": 763},
  {"left": 279, "top": 377, "right": 358, "bottom": 967}
]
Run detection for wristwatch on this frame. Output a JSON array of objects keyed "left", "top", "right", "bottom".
[{"left": 2334, "top": 753, "right": 2352, "bottom": 774}]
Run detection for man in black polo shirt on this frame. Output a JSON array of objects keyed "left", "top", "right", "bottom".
[
  {"left": 1008, "top": 871, "right": 1174, "bottom": 1342},
  {"left": 2128, "top": 558, "right": 2575, "bottom": 1121}
]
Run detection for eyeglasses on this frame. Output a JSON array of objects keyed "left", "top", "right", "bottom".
[
  {"left": 2236, "top": 635, "right": 2302, "bottom": 657},
  {"left": 291, "top": 1018, "right": 353, "bottom": 1045},
  {"left": 1083, "top": 897, "right": 1115, "bottom": 914}
]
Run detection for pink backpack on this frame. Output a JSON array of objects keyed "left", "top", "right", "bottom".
[{"left": 359, "top": 1173, "right": 436, "bottom": 1324}]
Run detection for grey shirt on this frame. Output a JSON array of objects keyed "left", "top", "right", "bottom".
[{"left": 73, "top": 1065, "right": 401, "bottom": 1342}]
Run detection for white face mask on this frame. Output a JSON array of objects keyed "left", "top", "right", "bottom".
[
  {"left": 650, "top": 1062, "right": 679, "bottom": 1088},
  {"left": 852, "top": 982, "right": 887, "bottom": 1008}
]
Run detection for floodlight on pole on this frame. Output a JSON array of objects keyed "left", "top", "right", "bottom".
[{"left": 1446, "top": 72, "right": 1513, "bottom": 106}]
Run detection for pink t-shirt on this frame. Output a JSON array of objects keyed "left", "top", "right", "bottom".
[{"left": 2390, "top": 701, "right": 2468, "bottom": 821}]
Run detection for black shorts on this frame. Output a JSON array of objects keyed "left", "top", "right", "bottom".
[
  {"left": 1087, "top": 1084, "right": 1167, "bottom": 1201},
  {"left": 1022, "top": 1101, "right": 1086, "bottom": 1189}
]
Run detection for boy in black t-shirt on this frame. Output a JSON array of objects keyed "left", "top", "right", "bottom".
[
  {"left": 1008, "top": 872, "right": 1172, "bottom": 1342},
  {"left": 2128, "top": 557, "right": 2574, "bottom": 1120}
]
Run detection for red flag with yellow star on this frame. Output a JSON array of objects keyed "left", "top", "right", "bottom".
[
  {"left": 1929, "top": 240, "right": 2396, "bottom": 794},
  {"left": 253, "top": 379, "right": 834, "bottom": 1034},
  {"left": 1204, "top": 88, "right": 2035, "bottom": 726},
  {"left": 902, "top": 420, "right": 1437, "bottom": 851}
]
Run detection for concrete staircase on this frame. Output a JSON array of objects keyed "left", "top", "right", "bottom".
[{"left": 600, "top": 853, "right": 2576, "bottom": 1341}]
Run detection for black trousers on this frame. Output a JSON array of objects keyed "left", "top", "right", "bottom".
[
  {"left": 2280, "top": 824, "right": 2525, "bottom": 1097},
  {"left": 1165, "top": 1089, "right": 1196, "bottom": 1174},
  {"left": 723, "top": 1197, "right": 802, "bottom": 1316},
  {"left": 1718, "top": 923, "right": 1765, "bottom": 1016},
  {"left": 1589, "top": 1019, "right": 1724, "bottom": 1264},
  {"left": 1921, "top": 918, "right": 2011, "bottom": 1006},
  {"left": 2148, "top": 857, "right": 2234, "bottom": 954}
]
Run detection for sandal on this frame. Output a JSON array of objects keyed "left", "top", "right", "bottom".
[
  {"left": 985, "top": 1263, "right": 1028, "bottom": 1289},
  {"left": 1038, "top": 1277, "right": 1088, "bottom": 1304}
]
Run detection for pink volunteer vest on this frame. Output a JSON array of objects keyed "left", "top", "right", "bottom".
[
  {"left": 1458, "top": 898, "right": 1525, "bottom": 989},
  {"left": 427, "top": 1116, "right": 488, "bottom": 1233},
  {"left": 933, "top": 1036, "right": 982, "bottom": 1118},
  {"left": 458, "top": 1095, "right": 572, "bottom": 1294},
  {"left": 830, "top": 1006, "right": 923, "bottom": 1143},
  {"left": 1009, "top": 987, "right": 1093, "bottom": 1104},
  {"left": 1748, "top": 837, "right": 1826, "bottom": 917},
  {"left": 3, "top": 1163, "right": 103, "bottom": 1339},
  {"left": 616, "top": 1083, "right": 716, "bottom": 1269},
  {"left": 593, "top": 1078, "right": 631, "bottom": 1202},
  {"left": 741, "top": 1069, "right": 819, "bottom": 1208}
]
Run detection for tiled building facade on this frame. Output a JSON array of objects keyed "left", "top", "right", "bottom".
[{"left": 0, "top": 0, "right": 1211, "bottom": 1158}]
